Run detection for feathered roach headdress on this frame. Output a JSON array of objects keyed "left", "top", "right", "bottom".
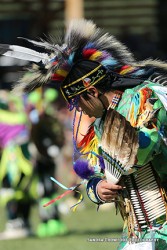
[
  {"left": 1, "top": 18, "right": 167, "bottom": 105},
  {"left": 1, "top": 19, "right": 167, "bottom": 102},
  {"left": 0, "top": 19, "right": 139, "bottom": 100}
]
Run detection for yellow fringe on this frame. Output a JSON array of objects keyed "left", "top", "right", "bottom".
[{"left": 80, "top": 135, "right": 99, "bottom": 166}]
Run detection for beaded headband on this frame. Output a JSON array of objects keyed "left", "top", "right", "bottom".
[{"left": 60, "top": 64, "right": 106, "bottom": 102}]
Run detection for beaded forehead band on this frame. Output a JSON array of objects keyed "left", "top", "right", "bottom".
[{"left": 60, "top": 64, "right": 106, "bottom": 102}]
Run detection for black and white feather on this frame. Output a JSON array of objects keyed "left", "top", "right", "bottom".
[{"left": 0, "top": 44, "right": 50, "bottom": 64}]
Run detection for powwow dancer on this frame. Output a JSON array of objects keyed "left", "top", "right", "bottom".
[
  {"left": 27, "top": 89, "right": 67, "bottom": 237},
  {"left": 1, "top": 19, "right": 167, "bottom": 249},
  {"left": 0, "top": 92, "right": 35, "bottom": 239}
]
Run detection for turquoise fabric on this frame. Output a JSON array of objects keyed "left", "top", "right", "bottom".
[{"left": 116, "top": 82, "right": 167, "bottom": 172}]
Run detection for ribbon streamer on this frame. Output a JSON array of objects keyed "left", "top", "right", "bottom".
[
  {"left": 43, "top": 177, "right": 84, "bottom": 211},
  {"left": 43, "top": 189, "right": 73, "bottom": 207},
  {"left": 70, "top": 190, "right": 84, "bottom": 212}
]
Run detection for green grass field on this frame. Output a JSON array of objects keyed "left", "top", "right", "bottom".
[{"left": 0, "top": 201, "right": 123, "bottom": 250}]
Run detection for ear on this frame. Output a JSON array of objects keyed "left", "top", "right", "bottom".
[{"left": 87, "top": 86, "right": 99, "bottom": 97}]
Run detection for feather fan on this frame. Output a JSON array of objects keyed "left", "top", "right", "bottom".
[{"left": 101, "top": 109, "right": 139, "bottom": 183}]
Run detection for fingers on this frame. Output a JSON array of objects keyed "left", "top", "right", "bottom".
[
  {"left": 100, "top": 180, "right": 123, "bottom": 190},
  {"left": 101, "top": 193, "right": 118, "bottom": 200},
  {"left": 103, "top": 196, "right": 117, "bottom": 202},
  {"left": 97, "top": 180, "right": 123, "bottom": 202},
  {"left": 97, "top": 191, "right": 118, "bottom": 203},
  {"left": 98, "top": 189, "right": 118, "bottom": 200}
]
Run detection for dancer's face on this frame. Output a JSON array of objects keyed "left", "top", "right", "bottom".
[{"left": 78, "top": 92, "right": 104, "bottom": 118}]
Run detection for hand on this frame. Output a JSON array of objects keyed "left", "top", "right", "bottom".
[{"left": 97, "top": 180, "right": 123, "bottom": 202}]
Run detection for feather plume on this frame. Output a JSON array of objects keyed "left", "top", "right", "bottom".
[
  {"left": 136, "top": 59, "right": 167, "bottom": 72},
  {"left": 90, "top": 31, "right": 136, "bottom": 65},
  {"left": 64, "top": 19, "right": 136, "bottom": 65},
  {"left": 73, "top": 158, "right": 95, "bottom": 179},
  {"left": 149, "top": 73, "right": 167, "bottom": 85},
  {"left": 0, "top": 44, "right": 50, "bottom": 64},
  {"left": 12, "top": 63, "right": 57, "bottom": 94},
  {"left": 17, "top": 37, "right": 65, "bottom": 53},
  {"left": 150, "top": 85, "right": 167, "bottom": 111},
  {"left": 101, "top": 110, "right": 139, "bottom": 183},
  {"left": 18, "top": 37, "right": 56, "bottom": 51},
  {"left": 65, "top": 19, "right": 96, "bottom": 51}
]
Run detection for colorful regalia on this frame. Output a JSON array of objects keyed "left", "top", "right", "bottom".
[
  {"left": 27, "top": 89, "right": 67, "bottom": 237},
  {"left": 91, "top": 82, "right": 167, "bottom": 249},
  {"left": 1, "top": 19, "right": 167, "bottom": 249}
]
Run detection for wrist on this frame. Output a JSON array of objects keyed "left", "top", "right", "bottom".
[
  {"left": 96, "top": 180, "right": 106, "bottom": 203},
  {"left": 86, "top": 177, "right": 105, "bottom": 205}
]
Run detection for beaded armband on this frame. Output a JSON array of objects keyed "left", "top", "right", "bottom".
[{"left": 86, "top": 177, "right": 105, "bottom": 205}]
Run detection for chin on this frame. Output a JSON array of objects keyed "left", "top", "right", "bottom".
[{"left": 91, "top": 115, "right": 101, "bottom": 119}]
